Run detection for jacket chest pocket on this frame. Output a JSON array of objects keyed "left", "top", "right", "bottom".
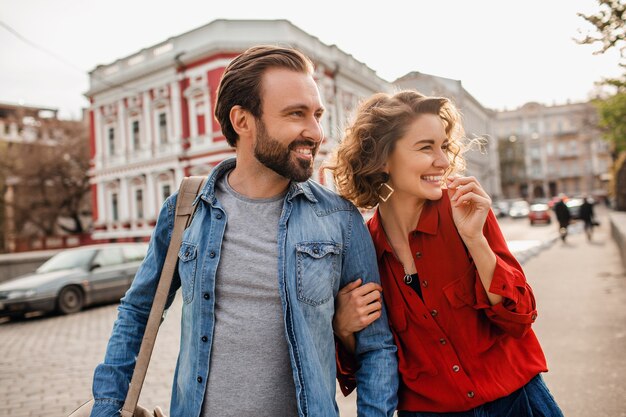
[
  {"left": 296, "top": 242, "right": 341, "bottom": 306},
  {"left": 178, "top": 242, "right": 198, "bottom": 304}
]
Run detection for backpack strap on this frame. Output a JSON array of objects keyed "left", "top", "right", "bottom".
[{"left": 121, "top": 176, "right": 207, "bottom": 417}]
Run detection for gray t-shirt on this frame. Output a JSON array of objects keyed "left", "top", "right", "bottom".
[{"left": 201, "top": 172, "right": 298, "bottom": 417}]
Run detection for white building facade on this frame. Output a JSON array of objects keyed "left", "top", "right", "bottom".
[{"left": 86, "top": 19, "right": 391, "bottom": 241}]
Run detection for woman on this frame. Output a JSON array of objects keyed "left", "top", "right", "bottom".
[{"left": 328, "top": 91, "right": 563, "bottom": 416}]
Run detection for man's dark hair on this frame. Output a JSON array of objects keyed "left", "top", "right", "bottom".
[{"left": 214, "top": 45, "right": 315, "bottom": 147}]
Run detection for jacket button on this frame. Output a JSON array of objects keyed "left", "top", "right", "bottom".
[
  {"left": 531, "top": 313, "right": 537, "bottom": 320},
  {"left": 439, "top": 338, "right": 446, "bottom": 345},
  {"left": 197, "top": 376, "right": 203, "bottom": 383},
  {"left": 201, "top": 336, "right": 208, "bottom": 342},
  {"left": 209, "top": 251, "right": 216, "bottom": 258},
  {"left": 216, "top": 213, "right": 222, "bottom": 220},
  {"left": 452, "top": 365, "right": 460, "bottom": 372},
  {"left": 203, "top": 293, "right": 210, "bottom": 300},
  {"left": 430, "top": 309, "right": 438, "bottom": 317},
  {"left": 422, "top": 280, "right": 428, "bottom": 288},
  {"left": 467, "top": 391, "right": 475, "bottom": 398},
  {"left": 415, "top": 251, "right": 422, "bottom": 259}
]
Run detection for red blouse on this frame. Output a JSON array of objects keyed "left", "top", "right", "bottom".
[{"left": 337, "top": 192, "right": 548, "bottom": 412}]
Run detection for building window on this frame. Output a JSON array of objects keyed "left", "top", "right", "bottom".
[
  {"left": 135, "top": 189, "right": 144, "bottom": 219},
  {"left": 111, "top": 192, "right": 119, "bottom": 222},
  {"left": 158, "top": 113, "right": 168, "bottom": 144},
  {"left": 162, "top": 184, "right": 171, "bottom": 201},
  {"left": 108, "top": 127, "right": 115, "bottom": 155},
  {"left": 132, "top": 120, "right": 140, "bottom": 150}
]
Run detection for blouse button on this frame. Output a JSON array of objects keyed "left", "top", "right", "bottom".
[
  {"left": 452, "top": 365, "right": 460, "bottom": 372},
  {"left": 439, "top": 338, "right": 446, "bottom": 345},
  {"left": 430, "top": 309, "right": 438, "bottom": 317},
  {"left": 415, "top": 251, "right": 422, "bottom": 259},
  {"left": 422, "top": 280, "right": 428, "bottom": 288},
  {"left": 467, "top": 391, "right": 475, "bottom": 398}
]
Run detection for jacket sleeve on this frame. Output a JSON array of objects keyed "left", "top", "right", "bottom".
[
  {"left": 471, "top": 210, "right": 538, "bottom": 338},
  {"left": 90, "top": 194, "right": 181, "bottom": 417},
  {"left": 339, "top": 206, "right": 398, "bottom": 417}
]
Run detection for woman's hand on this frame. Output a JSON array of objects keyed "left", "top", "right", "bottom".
[
  {"left": 447, "top": 176, "right": 492, "bottom": 243},
  {"left": 333, "top": 279, "right": 383, "bottom": 353}
]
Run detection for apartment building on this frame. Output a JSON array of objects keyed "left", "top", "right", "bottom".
[{"left": 494, "top": 101, "right": 611, "bottom": 200}]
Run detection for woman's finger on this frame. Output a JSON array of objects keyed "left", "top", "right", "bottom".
[{"left": 338, "top": 278, "right": 363, "bottom": 295}]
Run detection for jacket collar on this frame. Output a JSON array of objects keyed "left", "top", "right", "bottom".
[
  {"left": 199, "top": 157, "right": 317, "bottom": 205},
  {"left": 370, "top": 198, "right": 440, "bottom": 261}
]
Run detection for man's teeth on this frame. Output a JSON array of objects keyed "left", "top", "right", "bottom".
[
  {"left": 422, "top": 175, "right": 442, "bottom": 182},
  {"left": 294, "top": 148, "right": 312, "bottom": 155}
]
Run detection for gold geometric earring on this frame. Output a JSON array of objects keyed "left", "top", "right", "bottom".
[{"left": 378, "top": 182, "right": 395, "bottom": 202}]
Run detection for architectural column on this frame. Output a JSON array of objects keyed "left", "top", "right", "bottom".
[
  {"left": 145, "top": 172, "right": 157, "bottom": 221},
  {"left": 142, "top": 91, "right": 153, "bottom": 153},
  {"left": 94, "top": 108, "right": 103, "bottom": 169},
  {"left": 170, "top": 81, "right": 182, "bottom": 144},
  {"left": 97, "top": 181, "right": 106, "bottom": 225},
  {"left": 117, "top": 101, "right": 127, "bottom": 161},
  {"left": 174, "top": 167, "right": 185, "bottom": 188},
  {"left": 119, "top": 177, "right": 131, "bottom": 223}
]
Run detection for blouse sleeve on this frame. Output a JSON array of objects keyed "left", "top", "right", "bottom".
[{"left": 470, "top": 210, "right": 538, "bottom": 338}]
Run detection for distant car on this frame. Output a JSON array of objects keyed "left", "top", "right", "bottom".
[
  {"left": 492, "top": 201, "right": 509, "bottom": 218},
  {"left": 528, "top": 203, "right": 551, "bottom": 225},
  {"left": 0, "top": 243, "right": 148, "bottom": 318},
  {"left": 566, "top": 198, "right": 584, "bottom": 219},
  {"left": 508, "top": 200, "right": 530, "bottom": 218}
]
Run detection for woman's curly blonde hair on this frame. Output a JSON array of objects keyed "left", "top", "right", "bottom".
[{"left": 326, "top": 90, "right": 467, "bottom": 209}]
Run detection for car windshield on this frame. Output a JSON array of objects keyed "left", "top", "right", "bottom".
[
  {"left": 36, "top": 249, "right": 96, "bottom": 273},
  {"left": 530, "top": 204, "right": 548, "bottom": 211}
]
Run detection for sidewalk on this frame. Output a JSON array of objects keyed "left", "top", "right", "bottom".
[{"left": 524, "top": 209, "right": 626, "bottom": 417}]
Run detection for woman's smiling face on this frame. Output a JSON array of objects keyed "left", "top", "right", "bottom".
[{"left": 384, "top": 114, "right": 451, "bottom": 202}]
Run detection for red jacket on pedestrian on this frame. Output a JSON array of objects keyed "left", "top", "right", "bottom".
[{"left": 337, "top": 192, "right": 548, "bottom": 412}]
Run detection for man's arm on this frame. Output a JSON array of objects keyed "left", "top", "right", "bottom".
[
  {"left": 90, "top": 194, "right": 180, "bottom": 417},
  {"left": 341, "top": 207, "right": 398, "bottom": 417}
]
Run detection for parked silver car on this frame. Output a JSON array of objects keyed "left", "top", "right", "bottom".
[{"left": 0, "top": 243, "right": 148, "bottom": 318}]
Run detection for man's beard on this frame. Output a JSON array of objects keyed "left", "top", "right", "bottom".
[{"left": 253, "top": 119, "right": 318, "bottom": 183}]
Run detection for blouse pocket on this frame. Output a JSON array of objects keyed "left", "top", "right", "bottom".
[
  {"left": 387, "top": 305, "right": 438, "bottom": 381},
  {"left": 296, "top": 242, "right": 341, "bottom": 306},
  {"left": 443, "top": 277, "right": 500, "bottom": 354},
  {"left": 177, "top": 242, "right": 198, "bottom": 304}
]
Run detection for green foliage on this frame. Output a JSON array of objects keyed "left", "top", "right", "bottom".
[
  {"left": 577, "top": 0, "right": 626, "bottom": 59},
  {"left": 594, "top": 92, "right": 626, "bottom": 154}
]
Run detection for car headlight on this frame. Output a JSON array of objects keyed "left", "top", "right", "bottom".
[{"left": 6, "top": 289, "right": 36, "bottom": 300}]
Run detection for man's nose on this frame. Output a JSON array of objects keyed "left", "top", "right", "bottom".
[{"left": 303, "top": 117, "right": 324, "bottom": 143}]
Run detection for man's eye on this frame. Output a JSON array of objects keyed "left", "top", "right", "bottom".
[{"left": 442, "top": 144, "right": 449, "bottom": 151}]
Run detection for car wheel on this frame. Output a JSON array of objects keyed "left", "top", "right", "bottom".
[{"left": 57, "top": 286, "right": 84, "bottom": 315}]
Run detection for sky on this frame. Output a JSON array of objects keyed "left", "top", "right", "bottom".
[{"left": 0, "top": 0, "right": 623, "bottom": 119}]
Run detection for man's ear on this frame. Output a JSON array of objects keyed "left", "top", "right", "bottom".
[{"left": 230, "top": 105, "right": 253, "bottom": 137}]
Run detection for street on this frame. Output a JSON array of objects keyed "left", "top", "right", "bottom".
[{"left": 0, "top": 207, "right": 624, "bottom": 417}]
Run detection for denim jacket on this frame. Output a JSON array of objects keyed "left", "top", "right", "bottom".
[{"left": 91, "top": 158, "right": 398, "bottom": 417}]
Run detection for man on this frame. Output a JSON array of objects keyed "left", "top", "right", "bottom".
[
  {"left": 554, "top": 194, "right": 571, "bottom": 242},
  {"left": 90, "top": 45, "right": 398, "bottom": 417}
]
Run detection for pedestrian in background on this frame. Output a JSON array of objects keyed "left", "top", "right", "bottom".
[
  {"left": 327, "top": 90, "right": 564, "bottom": 417},
  {"left": 554, "top": 195, "right": 571, "bottom": 243},
  {"left": 579, "top": 196, "right": 596, "bottom": 241},
  {"left": 89, "top": 45, "right": 398, "bottom": 417}
]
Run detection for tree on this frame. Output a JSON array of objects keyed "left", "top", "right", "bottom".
[
  {"left": 578, "top": 0, "right": 626, "bottom": 209},
  {"left": 0, "top": 119, "right": 91, "bottom": 243},
  {"left": 577, "top": 0, "right": 626, "bottom": 62}
]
